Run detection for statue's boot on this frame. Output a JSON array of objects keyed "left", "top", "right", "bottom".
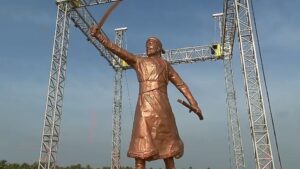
[
  {"left": 164, "top": 157, "right": 175, "bottom": 169},
  {"left": 135, "top": 158, "right": 145, "bottom": 169}
]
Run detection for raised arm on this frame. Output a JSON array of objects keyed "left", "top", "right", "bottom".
[
  {"left": 168, "top": 64, "right": 203, "bottom": 119},
  {"left": 90, "top": 26, "right": 137, "bottom": 66}
]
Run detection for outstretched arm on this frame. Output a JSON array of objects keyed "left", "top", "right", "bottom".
[
  {"left": 90, "top": 26, "right": 137, "bottom": 66},
  {"left": 168, "top": 64, "right": 203, "bottom": 119}
]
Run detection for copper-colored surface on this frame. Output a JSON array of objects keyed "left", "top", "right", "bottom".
[
  {"left": 97, "top": 0, "right": 121, "bottom": 30},
  {"left": 135, "top": 158, "right": 145, "bottom": 169},
  {"left": 90, "top": 26, "right": 202, "bottom": 162},
  {"left": 177, "top": 99, "right": 203, "bottom": 120}
]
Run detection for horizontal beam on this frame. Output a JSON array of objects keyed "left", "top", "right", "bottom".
[
  {"left": 162, "top": 45, "right": 218, "bottom": 64},
  {"left": 120, "top": 45, "right": 219, "bottom": 70},
  {"left": 83, "top": 0, "right": 119, "bottom": 7},
  {"left": 66, "top": 0, "right": 118, "bottom": 8}
]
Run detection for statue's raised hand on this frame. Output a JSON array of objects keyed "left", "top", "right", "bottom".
[{"left": 90, "top": 25, "right": 100, "bottom": 38}]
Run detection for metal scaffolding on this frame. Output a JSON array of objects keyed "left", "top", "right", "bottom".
[
  {"left": 69, "top": 4, "right": 121, "bottom": 70},
  {"left": 110, "top": 27, "right": 127, "bottom": 169},
  {"left": 38, "top": 0, "right": 277, "bottom": 169},
  {"left": 224, "top": 57, "right": 246, "bottom": 169},
  {"left": 38, "top": 1, "right": 71, "bottom": 169},
  {"left": 217, "top": 4, "right": 247, "bottom": 168},
  {"left": 234, "top": 0, "right": 275, "bottom": 168}
]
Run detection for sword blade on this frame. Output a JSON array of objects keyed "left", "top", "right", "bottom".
[{"left": 97, "top": 0, "right": 121, "bottom": 29}]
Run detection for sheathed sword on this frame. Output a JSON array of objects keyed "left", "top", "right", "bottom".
[{"left": 177, "top": 99, "right": 204, "bottom": 120}]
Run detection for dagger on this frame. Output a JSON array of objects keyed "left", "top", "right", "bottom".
[{"left": 177, "top": 99, "right": 204, "bottom": 120}]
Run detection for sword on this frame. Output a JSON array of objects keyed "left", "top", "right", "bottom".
[
  {"left": 177, "top": 99, "right": 204, "bottom": 120},
  {"left": 97, "top": 0, "right": 122, "bottom": 30}
]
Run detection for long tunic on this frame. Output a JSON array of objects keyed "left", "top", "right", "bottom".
[
  {"left": 95, "top": 34, "right": 198, "bottom": 161},
  {"left": 127, "top": 57, "right": 184, "bottom": 160}
]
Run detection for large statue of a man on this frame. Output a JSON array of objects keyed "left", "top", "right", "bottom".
[{"left": 90, "top": 26, "right": 203, "bottom": 169}]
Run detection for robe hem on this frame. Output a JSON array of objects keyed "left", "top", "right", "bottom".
[{"left": 127, "top": 149, "right": 183, "bottom": 161}]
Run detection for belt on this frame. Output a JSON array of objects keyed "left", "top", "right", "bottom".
[{"left": 139, "top": 81, "right": 167, "bottom": 94}]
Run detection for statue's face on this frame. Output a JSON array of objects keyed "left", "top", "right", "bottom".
[{"left": 146, "top": 38, "right": 161, "bottom": 57}]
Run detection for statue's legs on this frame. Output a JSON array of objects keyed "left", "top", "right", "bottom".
[
  {"left": 135, "top": 158, "right": 146, "bottom": 169},
  {"left": 135, "top": 157, "right": 175, "bottom": 169},
  {"left": 164, "top": 157, "right": 175, "bottom": 169}
]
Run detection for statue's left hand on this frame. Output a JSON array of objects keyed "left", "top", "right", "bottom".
[
  {"left": 190, "top": 104, "right": 204, "bottom": 120},
  {"left": 90, "top": 25, "right": 100, "bottom": 37}
]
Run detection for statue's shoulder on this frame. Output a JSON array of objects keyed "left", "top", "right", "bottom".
[
  {"left": 138, "top": 57, "right": 168, "bottom": 66},
  {"left": 137, "top": 56, "right": 149, "bottom": 63},
  {"left": 160, "top": 58, "right": 171, "bottom": 66},
  {"left": 134, "top": 57, "right": 152, "bottom": 68}
]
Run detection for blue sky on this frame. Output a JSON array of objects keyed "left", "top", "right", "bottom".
[{"left": 0, "top": 0, "right": 299, "bottom": 168}]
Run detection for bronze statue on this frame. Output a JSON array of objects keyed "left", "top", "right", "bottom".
[{"left": 90, "top": 26, "right": 203, "bottom": 169}]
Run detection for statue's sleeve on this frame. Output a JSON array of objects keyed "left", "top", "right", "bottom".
[
  {"left": 168, "top": 64, "right": 198, "bottom": 106},
  {"left": 95, "top": 33, "right": 137, "bottom": 67}
]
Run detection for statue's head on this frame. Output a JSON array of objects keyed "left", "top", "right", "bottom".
[{"left": 146, "top": 37, "right": 165, "bottom": 57}]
